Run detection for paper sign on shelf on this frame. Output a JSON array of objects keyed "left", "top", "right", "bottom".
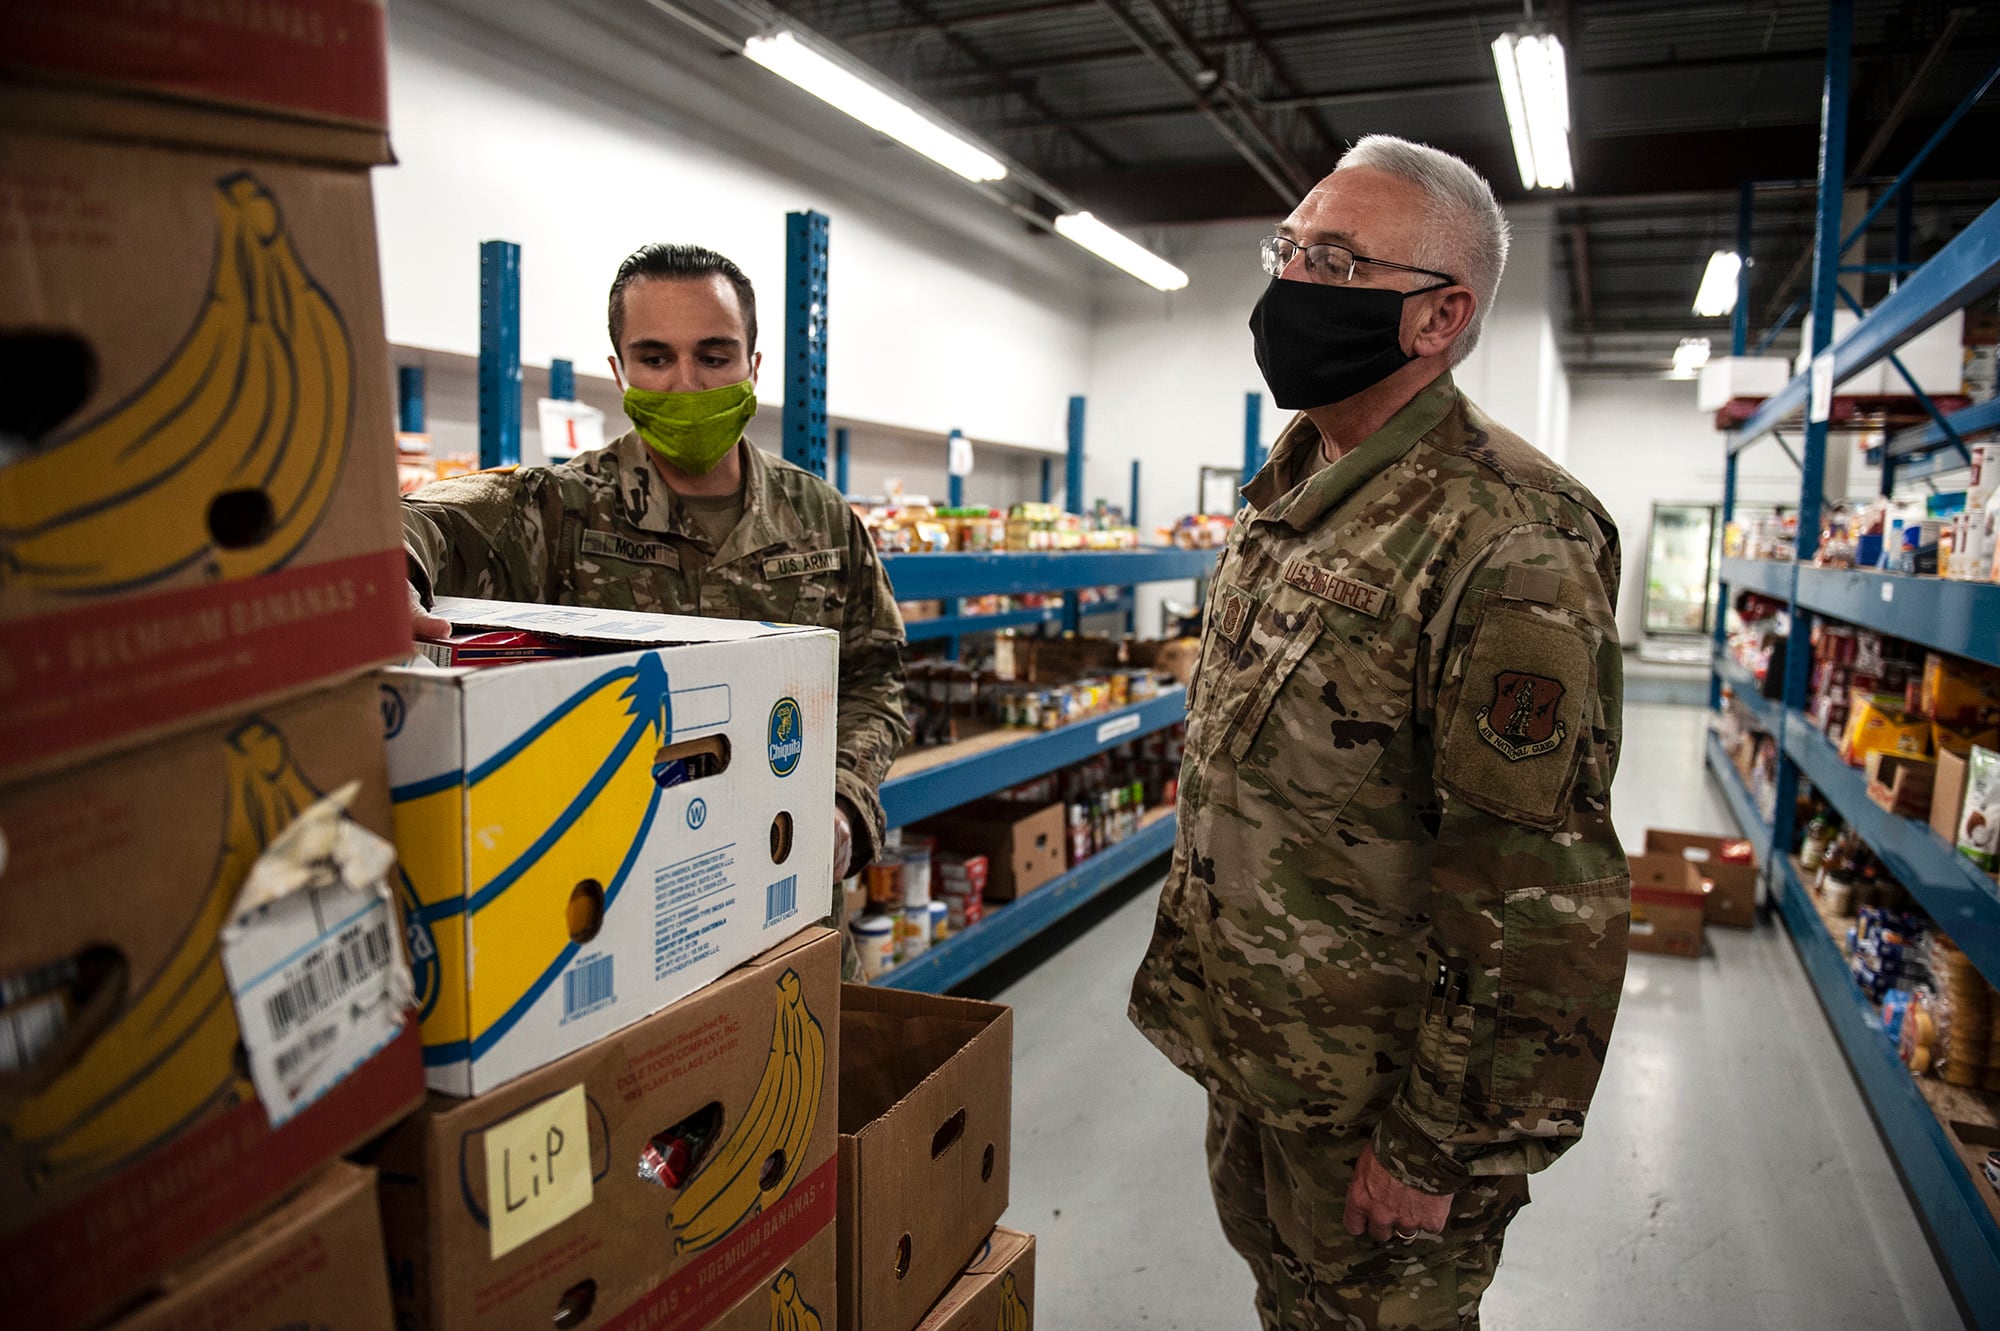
[
  {"left": 484, "top": 1083, "right": 593, "bottom": 1259},
  {"left": 539, "top": 398, "right": 607, "bottom": 459},
  {"left": 1809, "top": 350, "right": 1836, "bottom": 424},
  {"left": 220, "top": 782, "right": 415, "bottom": 1128},
  {"left": 948, "top": 431, "right": 974, "bottom": 478}
]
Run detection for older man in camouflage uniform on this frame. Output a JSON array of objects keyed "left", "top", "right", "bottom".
[
  {"left": 1130, "top": 136, "right": 1629, "bottom": 1329},
  {"left": 404, "top": 244, "right": 908, "bottom": 979}
]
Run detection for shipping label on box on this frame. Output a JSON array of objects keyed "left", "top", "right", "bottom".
[
  {"left": 384, "top": 598, "right": 839, "bottom": 1095},
  {"left": 914, "top": 1228, "right": 1036, "bottom": 1331},
  {"left": 0, "top": 130, "right": 409, "bottom": 781},
  {"left": 106, "top": 1162, "right": 395, "bottom": 1331},
  {"left": 0, "top": 679, "right": 423, "bottom": 1331},
  {"left": 375, "top": 929, "right": 841, "bottom": 1331}
]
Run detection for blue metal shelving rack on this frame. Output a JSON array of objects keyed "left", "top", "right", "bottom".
[{"left": 1705, "top": 8, "right": 2000, "bottom": 1321}]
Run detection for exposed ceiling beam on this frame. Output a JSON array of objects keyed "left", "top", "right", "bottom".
[
  {"left": 1215, "top": 0, "right": 1342, "bottom": 163},
  {"left": 826, "top": 1, "right": 1099, "bottom": 42},
  {"left": 1570, "top": 213, "right": 1596, "bottom": 358}
]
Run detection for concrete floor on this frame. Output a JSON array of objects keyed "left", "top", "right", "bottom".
[{"left": 984, "top": 704, "right": 1968, "bottom": 1330}]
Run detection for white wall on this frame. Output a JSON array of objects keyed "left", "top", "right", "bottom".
[{"left": 373, "top": 0, "right": 1098, "bottom": 453}]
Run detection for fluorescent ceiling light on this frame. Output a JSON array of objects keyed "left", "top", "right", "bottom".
[
  {"left": 1053, "top": 212, "right": 1189, "bottom": 291},
  {"left": 1491, "top": 31, "right": 1572, "bottom": 190},
  {"left": 1693, "top": 250, "right": 1743, "bottom": 317},
  {"left": 1671, "top": 337, "right": 1711, "bottom": 378},
  {"left": 744, "top": 30, "right": 1007, "bottom": 183}
]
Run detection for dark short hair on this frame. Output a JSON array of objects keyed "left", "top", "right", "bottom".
[{"left": 607, "top": 243, "right": 758, "bottom": 357}]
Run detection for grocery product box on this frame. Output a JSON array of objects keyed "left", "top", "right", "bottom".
[
  {"left": 1935, "top": 747, "right": 1972, "bottom": 845},
  {"left": 1957, "top": 746, "right": 2000, "bottom": 872},
  {"left": 1921, "top": 653, "right": 2000, "bottom": 729},
  {"left": 839, "top": 985, "right": 1013, "bottom": 1331},
  {"left": 0, "top": 0, "right": 391, "bottom": 166},
  {"left": 384, "top": 597, "right": 838, "bottom": 1095},
  {"left": 0, "top": 126, "right": 408, "bottom": 783},
  {"left": 1696, "top": 355, "right": 1792, "bottom": 412},
  {"left": 1866, "top": 751, "right": 1937, "bottom": 820},
  {"left": 105, "top": 1162, "right": 394, "bottom": 1331},
  {"left": 0, "top": 678, "right": 424, "bottom": 1331},
  {"left": 1627, "top": 853, "right": 1708, "bottom": 959},
  {"left": 914, "top": 1227, "right": 1036, "bottom": 1331},
  {"left": 917, "top": 801, "right": 1067, "bottom": 902},
  {"left": 374, "top": 928, "right": 841, "bottom": 1331},
  {"left": 1644, "top": 829, "right": 1758, "bottom": 930},
  {"left": 706, "top": 1224, "right": 837, "bottom": 1331}
]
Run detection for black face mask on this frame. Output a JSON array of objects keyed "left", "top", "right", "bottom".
[{"left": 1249, "top": 276, "right": 1442, "bottom": 411}]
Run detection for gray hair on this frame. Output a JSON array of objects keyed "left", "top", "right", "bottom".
[{"left": 1335, "top": 135, "right": 1509, "bottom": 366}]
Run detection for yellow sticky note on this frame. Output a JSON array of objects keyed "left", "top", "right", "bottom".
[{"left": 484, "top": 1083, "right": 593, "bottom": 1259}]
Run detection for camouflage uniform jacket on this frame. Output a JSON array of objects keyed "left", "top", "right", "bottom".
[
  {"left": 403, "top": 431, "right": 910, "bottom": 870},
  {"left": 1128, "top": 375, "right": 1630, "bottom": 1195}
]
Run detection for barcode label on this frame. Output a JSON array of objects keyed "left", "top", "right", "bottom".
[
  {"left": 274, "top": 1023, "right": 341, "bottom": 1084},
  {"left": 264, "top": 919, "right": 393, "bottom": 1041},
  {"left": 564, "top": 954, "right": 615, "bottom": 1020},
  {"left": 765, "top": 875, "right": 798, "bottom": 927}
]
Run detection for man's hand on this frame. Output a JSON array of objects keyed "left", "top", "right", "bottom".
[
  {"left": 831, "top": 805, "right": 853, "bottom": 883},
  {"left": 1342, "top": 1143, "right": 1452, "bottom": 1243},
  {"left": 409, "top": 581, "right": 451, "bottom": 640}
]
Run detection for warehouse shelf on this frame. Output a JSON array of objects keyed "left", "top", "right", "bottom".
[
  {"left": 1783, "top": 714, "right": 2000, "bottom": 981},
  {"left": 1871, "top": 397, "right": 2000, "bottom": 468},
  {"left": 1712, "top": 652, "right": 1782, "bottom": 737},
  {"left": 881, "top": 548, "right": 1215, "bottom": 600},
  {"left": 1792, "top": 568, "right": 2000, "bottom": 669},
  {"left": 1773, "top": 857, "right": 2000, "bottom": 1328},
  {"left": 881, "top": 689, "right": 1187, "bottom": 828},
  {"left": 1717, "top": 556, "right": 1797, "bottom": 602},
  {"left": 1706, "top": 731, "right": 1775, "bottom": 867},
  {"left": 902, "top": 605, "right": 1063, "bottom": 642},
  {"left": 879, "top": 810, "right": 1176, "bottom": 994}
]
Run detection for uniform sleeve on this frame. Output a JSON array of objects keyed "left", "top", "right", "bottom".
[
  {"left": 831, "top": 506, "right": 910, "bottom": 871},
  {"left": 1369, "top": 520, "right": 1630, "bottom": 1193},
  {"left": 402, "top": 468, "right": 567, "bottom": 605}
]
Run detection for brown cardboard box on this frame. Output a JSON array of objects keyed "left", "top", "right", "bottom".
[
  {"left": 838, "top": 985, "right": 1013, "bottom": 1331},
  {"left": 1643, "top": 830, "right": 1759, "bottom": 930},
  {"left": 913, "top": 1227, "right": 1036, "bottom": 1331},
  {"left": 992, "top": 635, "right": 1122, "bottom": 684},
  {"left": 1628, "top": 852, "right": 1707, "bottom": 958},
  {"left": 0, "top": 124, "right": 408, "bottom": 783},
  {"left": 0, "top": 678, "right": 424, "bottom": 1331},
  {"left": 105, "top": 1162, "right": 395, "bottom": 1331},
  {"left": 1866, "top": 750, "right": 1937, "bottom": 819},
  {"left": 374, "top": 929, "right": 841, "bottom": 1331},
  {"left": 1935, "top": 747, "right": 1972, "bottom": 846},
  {"left": 705, "top": 1223, "right": 838, "bottom": 1331},
  {"left": 916, "top": 801, "right": 1067, "bottom": 902}
]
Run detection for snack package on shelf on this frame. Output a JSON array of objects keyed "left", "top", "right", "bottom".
[
  {"left": 1930, "top": 935, "right": 1999, "bottom": 1088},
  {"left": 1957, "top": 746, "right": 2000, "bottom": 872}
]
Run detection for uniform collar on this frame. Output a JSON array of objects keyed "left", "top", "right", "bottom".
[
  {"left": 1243, "top": 374, "right": 1458, "bottom": 533},
  {"left": 607, "top": 429, "right": 810, "bottom": 561}
]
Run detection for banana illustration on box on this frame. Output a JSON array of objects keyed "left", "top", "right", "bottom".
[
  {"left": 766, "top": 1269, "right": 823, "bottom": 1331},
  {"left": 5, "top": 719, "right": 320, "bottom": 1189},
  {"left": 997, "top": 1272, "right": 1029, "bottom": 1331},
  {"left": 0, "top": 172, "right": 352, "bottom": 593},
  {"left": 670, "top": 968, "right": 825, "bottom": 1254}
]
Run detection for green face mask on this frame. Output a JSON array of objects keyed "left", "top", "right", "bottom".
[{"left": 622, "top": 379, "right": 758, "bottom": 475}]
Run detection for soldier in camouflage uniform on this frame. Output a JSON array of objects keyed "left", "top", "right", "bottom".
[
  {"left": 1129, "top": 137, "right": 1629, "bottom": 1329},
  {"left": 404, "top": 244, "right": 908, "bottom": 980}
]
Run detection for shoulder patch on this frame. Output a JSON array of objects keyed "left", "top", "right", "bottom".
[
  {"left": 580, "top": 530, "right": 677, "bottom": 567},
  {"left": 1280, "top": 559, "right": 1388, "bottom": 619},
  {"left": 1436, "top": 602, "right": 1597, "bottom": 828},
  {"left": 763, "top": 548, "right": 844, "bottom": 579},
  {"left": 1475, "top": 671, "right": 1568, "bottom": 760},
  {"left": 1215, "top": 586, "right": 1256, "bottom": 643}
]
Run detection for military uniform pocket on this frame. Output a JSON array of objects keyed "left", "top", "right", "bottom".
[
  {"left": 1405, "top": 984, "right": 1474, "bottom": 1139},
  {"left": 1495, "top": 879, "right": 1629, "bottom": 1110}
]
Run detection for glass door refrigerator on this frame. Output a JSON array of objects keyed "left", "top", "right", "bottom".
[{"left": 1641, "top": 502, "right": 1720, "bottom": 637}]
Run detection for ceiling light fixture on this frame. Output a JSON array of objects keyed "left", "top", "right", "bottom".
[
  {"left": 743, "top": 30, "right": 1007, "bottom": 183},
  {"left": 1053, "top": 212, "right": 1189, "bottom": 292},
  {"left": 1692, "top": 251, "right": 1743, "bottom": 317},
  {"left": 1491, "top": 30, "right": 1572, "bottom": 190},
  {"left": 1672, "top": 337, "right": 1711, "bottom": 378}
]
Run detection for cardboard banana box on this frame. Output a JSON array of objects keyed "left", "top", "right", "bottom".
[
  {"left": 372, "top": 927, "right": 841, "bottom": 1331},
  {"left": 0, "top": 124, "right": 409, "bottom": 782},
  {"left": 103, "top": 1162, "right": 396, "bottom": 1331},
  {"left": 704, "top": 1223, "right": 836, "bottom": 1331},
  {"left": 383, "top": 599, "right": 838, "bottom": 1096},
  {"left": 913, "top": 1228, "right": 1036, "bottom": 1331},
  {"left": 0, "top": 678, "right": 425, "bottom": 1331}
]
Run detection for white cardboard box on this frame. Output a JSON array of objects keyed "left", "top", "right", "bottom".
[
  {"left": 1795, "top": 308, "right": 1966, "bottom": 395},
  {"left": 1697, "top": 356, "right": 1795, "bottom": 411},
  {"left": 383, "top": 598, "right": 838, "bottom": 1095}
]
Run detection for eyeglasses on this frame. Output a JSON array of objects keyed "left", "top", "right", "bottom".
[{"left": 1260, "top": 235, "right": 1457, "bottom": 288}]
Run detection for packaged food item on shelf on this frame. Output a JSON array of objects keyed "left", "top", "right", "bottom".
[
  {"left": 1901, "top": 988, "right": 1942, "bottom": 1073},
  {"left": 853, "top": 913, "right": 896, "bottom": 980},
  {"left": 1921, "top": 653, "right": 2000, "bottom": 728},
  {"left": 1957, "top": 746, "right": 2000, "bottom": 872},
  {"left": 938, "top": 854, "right": 989, "bottom": 932},
  {"left": 929, "top": 899, "right": 950, "bottom": 944},
  {"left": 1842, "top": 691, "right": 1931, "bottom": 766},
  {"left": 1930, "top": 934, "right": 1998, "bottom": 1087},
  {"left": 896, "top": 904, "right": 932, "bottom": 962},
  {"left": 902, "top": 837, "right": 936, "bottom": 909}
]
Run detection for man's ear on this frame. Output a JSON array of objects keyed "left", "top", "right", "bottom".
[
  {"left": 1410, "top": 288, "right": 1476, "bottom": 360},
  {"left": 749, "top": 349, "right": 763, "bottom": 387},
  {"left": 607, "top": 355, "right": 625, "bottom": 390}
]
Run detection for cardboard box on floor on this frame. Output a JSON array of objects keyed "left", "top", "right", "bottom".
[
  {"left": 914, "top": 1227, "right": 1036, "bottom": 1331},
  {"left": 104, "top": 1162, "right": 394, "bottom": 1331},
  {"left": 0, "top": 115, "right": 408, "bottom": 783},
  {"left": 705, "top": 1223, "right": 837, "bottom": 1331},
  {"left": 839, "top": 985, "right": 1013, "bottom": 1331},
  {"left": 1628, "top": 852, "right": 1708, "bottom": 958},
  {"left": 915, "top": 801, "right": 1067, "bottom": 902},
  {"left": 384, "top": 598, "right": 839, "bottom": 1095},
  {"left": 374, "top": 928, "right": 841, "bottom": 1331},
  {"left": 1643, "top": 829, "right": 1759, "bottom": 929},
  {"left": 0, "top": 678, "right": 424, "bottom": 1331}
]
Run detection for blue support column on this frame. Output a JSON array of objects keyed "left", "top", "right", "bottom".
[
  {"left": 947, "top": 430, "right": 965, "bottom": 508},
  {"left": 783, "top": 210, "right": 830, "bottom": 479},
  {"left": 1064, "top": 396, "right": 1086, "bottom": 634},
  {"left": 397, "top": 365, "right": 425, "bottom": 434},
  {"left": 1039, "top": 457, "right": 1052, "bottom": 503},
  {"left": 1244, "top": 391, "right": 1264, "bottom": 481},
  {"left": 1126, "top": 459, "right": 1141, "bottom": 634},
  {"left": 835, "top": 427, "right": 850, "bottom": 496},
  {"left": 549, "top": 358, "right": 575, "bottom": 401},
  {"left": 478, "top": 240, "right": 521, "bottom": 469},
  {"left": 1731, "top": 182, "right": 1754, "bottom": 357}
]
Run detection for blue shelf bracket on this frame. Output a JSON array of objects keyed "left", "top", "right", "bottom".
[
  {"left": 397, "top": 365, "right": 425, "bottom": 435},
  {"left": 548, "top": 358, "right": 575, "bottom": 402},
  {"left": 477, "top": 239, "right": 522, "bottom": 470},
  {"left": 783, "top": 210, "right": 830, "bottom": 479}
]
